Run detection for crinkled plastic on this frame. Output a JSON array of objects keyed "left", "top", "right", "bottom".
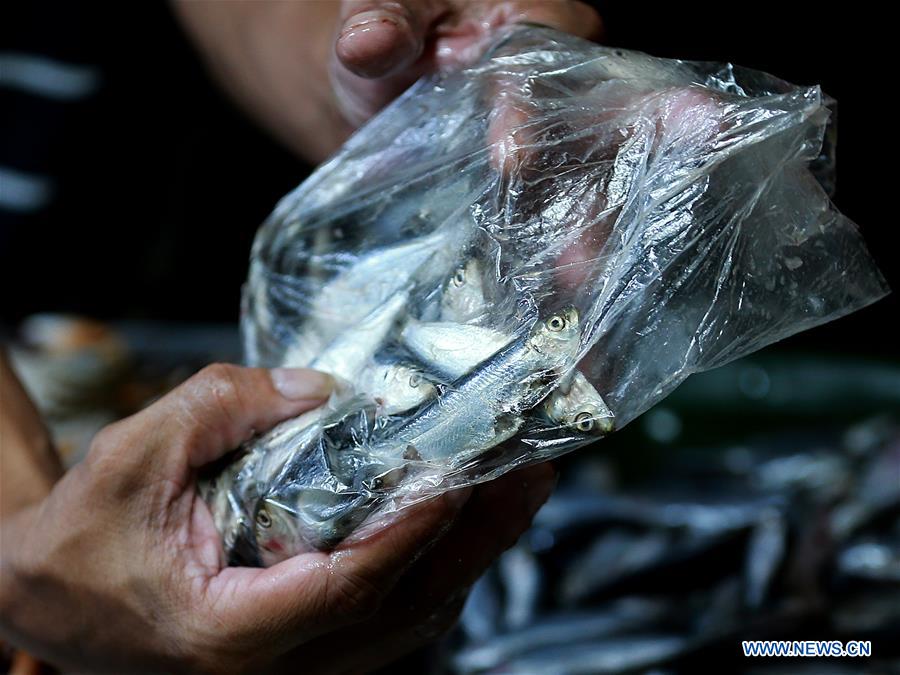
[{"left": 204, "top": 27, "right": 889, "bottom": 567}]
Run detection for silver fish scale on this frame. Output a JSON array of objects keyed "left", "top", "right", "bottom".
[{"left": 367, "top": 331, "right": 564, "bottom": 463}]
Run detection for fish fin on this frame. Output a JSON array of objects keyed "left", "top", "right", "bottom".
[{"left": 492, "top": 414, "right": 524, "bottom": 446}]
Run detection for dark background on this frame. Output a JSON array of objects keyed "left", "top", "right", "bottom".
[{"left": 2, "top": 2, "right": 895, "bottom": 358}]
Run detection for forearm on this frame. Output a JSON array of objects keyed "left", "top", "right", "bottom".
[
  {"left": 0, "top": 352, "right": 62, "bottom": 519},
  {"left": 172, "top": 0, "right": 353, "bottom": 164}
]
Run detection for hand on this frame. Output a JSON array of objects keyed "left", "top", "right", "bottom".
[
  {"left": 173, "top": 0, "right": 602, "bottom": 162},
  {"left": 0, "top": 364, "right": 554, "bottom": 673},
  {"left": 331, "top": 0, "right": 603, "bottom": 126}
]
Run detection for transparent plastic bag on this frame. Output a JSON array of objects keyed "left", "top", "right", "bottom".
[{"left": 204, "top": 27, "right": 889, "bottom": 567}]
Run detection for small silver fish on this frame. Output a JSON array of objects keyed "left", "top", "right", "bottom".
[
  {"left": 250, "top": 309, "right": 583, "bottom": 560},
  {"left": 370, "top": 307, "right": 582, "bottom": 465},
  {"left": 254, "top": 496, "right": 303, "bottom": 566},
  {"left": 308, "top": 228, "right": 451, "bottom": 337},
  {"left": 254, "top": 487, "right": 373, "bottom": 565},
  {"left": 542, "top": 371, "right": 615, "bottom": 435},
  {"left": 356, "top": 360, "right": 437, "bottom": 415},
  {"left": 307, "top": 292, "right": 408, "bottom": 383},
  {"left": 241, "top": 293, "right": 409, "bottom": 501},
  {"left": 440, "top": 258, "right": 487, "bottom": 322},
  {"left": 400, "top": 320, "right": 513, "bottom": 381},
  {"left": 401, "top": 318, "right": 613, "bottom": 436}
]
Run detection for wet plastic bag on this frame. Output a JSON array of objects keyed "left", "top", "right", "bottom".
[{"left": 205, "top": 27, "right": 889, "bottom": 566}]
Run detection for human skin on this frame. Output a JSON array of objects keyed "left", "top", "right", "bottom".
[
  {"left": 172, "top": 0, "right": 603, "bottom": 162},
  {"left": 0, "top": 363, "right": 556, "bottom": 673}
]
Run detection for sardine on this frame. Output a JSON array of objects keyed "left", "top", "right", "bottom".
[
  {"left": 541, "top": 371, "right": 615, "bottom": 436},
  {"left": 496, "top": 635, "right": 688, "bottom": 675},
  {"left": 252, "top": 401, "right": 378, "bottom": 562},
  {"left": 315, "top": 228, "right": 453, "bottom": 329},
  {"left": 252, "top": 308, "right": 582, "bottom": 560},
  {"left": 369, "top": 307, "right": 582, "bottom": 465},
  {"left": 453, "top": 601, "right": 670, "bottom": 673},
  {"left": 355, "top": 359, "right": 437, "bottom": 415},
  {"left": 401, "top": 318, "right": 612, "bottom": 436},
  {"left": 308, "top": 292, "right": 408, "bottom": 383},
  {"left": 440, "top": 258, "right": 487, "bottom": 322},
  {"left": 211, "top": 293, "right": 408, "bottom": 524},
  {"left": 400, "top": 320, "right": 513, "bottom": 381},
  {"left": 499, "top": 546, "right": 543, "bottom": 630},
  {"left": 743, "top": 507, "right": 787, "bottom": 607}
]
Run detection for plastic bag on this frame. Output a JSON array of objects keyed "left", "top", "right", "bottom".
[{"left": 204, "top": 26, "right": 889, "bottom": 567}]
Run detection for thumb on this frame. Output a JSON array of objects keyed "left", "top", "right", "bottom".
[
  {"left": 94, "top": 365, "right": 334, "bottom": 479},
  {"left": 336, "top": 0, "right": 444, "bottom": 78}
]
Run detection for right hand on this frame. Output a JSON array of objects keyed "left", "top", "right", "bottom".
[{"left": 0, "top": 363, "right": 554, "bottom": 673}]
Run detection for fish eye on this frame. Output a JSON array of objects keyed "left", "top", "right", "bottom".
[
  {"left": 546, "top": 314, "right": 566, "bottom": 332},
  {"left": 408, "top": 372, "right": 422, "bottom": 388},
  {"left": 256, "top": 508, "right": 272, "bottom": 529},
  {"left": 451, "top": 268, "right": 466, "bottom": 287},
  {"left": 574, "top": 412, "right": 595, "bottom": 432}
]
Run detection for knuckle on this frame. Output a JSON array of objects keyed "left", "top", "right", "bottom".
[
  {"left": 186, "top": 363, "right": 247, "bottom": 433},
  {"left": 196, "top": 363, "right": 242, "bottom": 402},
  {"left": 83, "top": 421, "right": 134, "bottom": 491},
  {"left": 88, "top": 419, "right": 126, "bottom": 456}
]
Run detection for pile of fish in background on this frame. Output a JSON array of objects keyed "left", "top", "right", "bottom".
[
  {"left": 441, "top": 361, "right": 900, "bottom": 674},
  {"left": 204, "top": 26, "right": 889, "bottom": 566}
]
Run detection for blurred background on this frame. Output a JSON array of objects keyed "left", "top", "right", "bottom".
[
  {"left": 1, "top": 1, "right": 896, "bottom": 338},
  {"left": 2, "top": 2, "right": 897, "bottom": 673}
]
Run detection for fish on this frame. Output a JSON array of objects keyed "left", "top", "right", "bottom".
[
  {"left": 495, "top": 635, "right": 689, "bottom": 675},
  {"left": 254, "top": 487, "right": 373, "bottom": 566},
  {"left": 355, "top": 359, "right": 437, "bottom": 415},
  {"left": 252, "top": 403, "right": 379, "bottom": 562},
  {"left": 541, "top": 371, "right": 615, "bottom": 436},
  {"left": 401, "top": 318, "right": 612, "bottom": 437},
  {"left": 453, "top": 601, "right": 670, "bottom": 673},
  {"left": 460, "top": 571, "right": 505, "bottom": 641},
  {"left": 285, "top": 227, "right": 457, "bottom": 362},
  {"left": 278, "top": 227, "right": 452, "bottom": 367},
  {"left": 560, "top": 529, "right": 671, "bottom": 606},
  {"left": 440, "top": 258, "right": 488, "bottom": 322},
  {"left": 251, "top": 308, "right": 582, "bottom": 559},
  {"left": 205, "top": 292, "right": 408, "bottom": 539},
  {"left": 307, "top": 292, "right": 408, "bottom": 383},
  {"left": 252, "top": 292, "right": 408, "bottom": 482},
  {"left": 836, "top": 541, "right": 900, "bottom": 583},
  {"left": 368, "top": 307, "right": 582, "bottom": 466},
  {"left": 400, "top": 320, "right": 513, "bottom": 381},
  {"left": 743, "top": 507, "right": 788, "bottom": 607},
  {"left": 499, "top": 546, "right": 543, "bottom": 630},
  {"left": 283, "top": 287, "right": 409, "bottom": 374}
]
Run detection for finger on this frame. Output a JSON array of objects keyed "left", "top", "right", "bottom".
[
  {"left": 294, "top": 463, "right": 557, "bottom": 672},
  {"left": 212, "top": 486, "right": 472, "bottom": 653},
  {"left": 89, "top": 365, "right": 334, "bottom": 476},
  {"left": 410, "top": 462, "right": 554, "bottom": 585},
  {"left": 336, "top": 0, "right": 445, "bottom": 78}
]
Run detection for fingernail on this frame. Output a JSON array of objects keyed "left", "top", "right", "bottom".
[
  {"left": 270, "top": 368, "right": 334, "bottom": 401},
  {"left": 444, "top": 486, "right": 473, "bottom": 510},
  {"left": 341, "top": 10, "right": 403, "bottom": 38}
]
